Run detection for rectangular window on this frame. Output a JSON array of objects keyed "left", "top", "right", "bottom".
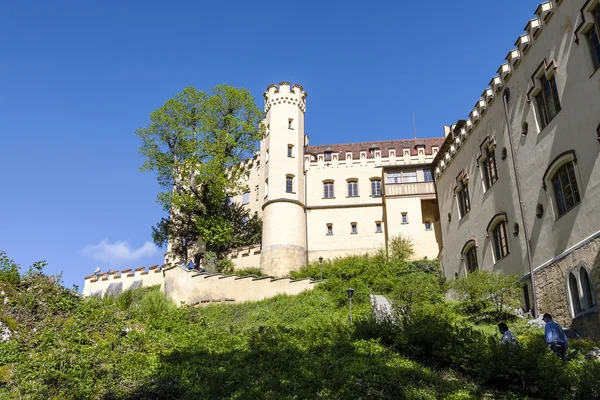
[
  {"left": 457, "top": 182, "right": 471, "bottom": 218},
  {"left": 371, "top": 180, "right": 382, "bottom": 196},
  {"left": 242, "top": 192, "right": 250, "bottom": 205},
  {"left": 351, "top": 223, "right": 357, "bottom": 234},
  {"left": 326, "top": 224, "right": 333, "bottom": 235},
  {"left": 347, "top": 181, "right": 358, "bottom": 197},
  {"left": 375, "top": 222, "right": 382, "bottom": 233},
  {"left": 588, "top": 7, "right": 600, "bottom": 70},
  {"left": 492, "top": 221, "right": 509, "bottom": 261},
  {"left": 465, "top": 246, "right": 478, "bottom": 273},
  {"left": 552, "top": 161, "right": 581, "bottom": 216},
  {"left": 402, "top": 170, "right": 417, "bottom": 183},
  {"left": 425, "top": 221, "right": 432, "bottom": 230},
  {"left": 482, "top": 147, "right": 498, "bottom": 190},
  {"left": 386, "top": 172, "right": 401, "bottom": 184},
  {"left": 323, "top": 182, "right": 334, "bottom": 198},
  {"left": 401, "top": 213, "right": 408, "bottom": 224},
  {"left": 287, "top": 145, "right": 293, "bottom": 158},
  {"left": 286, "top": 177, "right": 293, "bottom": 193},
  {"left": 324, "top": 151, "right": 332, "bottom": 161},
  {"left": 535, "top": 75, "right": 561, "bottom": 129},
  {"left": 288, "top": 118, "right": 294, "bottom": 129},
  {"left": 423, "top": 169, "right": 434, "bottom": 182}
]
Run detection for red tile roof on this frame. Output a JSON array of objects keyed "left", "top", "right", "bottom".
[{"left": 305, "top": 137, "right": 445, "bottom": 160}]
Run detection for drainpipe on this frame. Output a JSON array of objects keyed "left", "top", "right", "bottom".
[{"left": 502, "top": 88, "right": 538, "bottom": 318}]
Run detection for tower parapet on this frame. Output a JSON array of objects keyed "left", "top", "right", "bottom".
[{"left": 264, "top": 82, "right": 307, "bottom": 113}]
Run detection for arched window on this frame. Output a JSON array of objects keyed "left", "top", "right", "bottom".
[
  {"left": 569, "top": 272, "right": 582, "bottom": 316},
  {"left": 542, "top": 151, "right": 581, "bottom": 218},
  {"left": 567, "top": 265, "right": 596, "bottom": 318},
  {"left": 461, "top": 240, "right": 478, "bottom": 274},
  {"left": 580, "top": 267, "right": 594, "bottom": 310},
  {"left": 486, "top": 212, "right": 509, "bottom": 263}
]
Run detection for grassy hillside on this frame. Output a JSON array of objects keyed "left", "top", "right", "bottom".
[{"left": 0, "top": 252, "right": 599, "bottom": 399}]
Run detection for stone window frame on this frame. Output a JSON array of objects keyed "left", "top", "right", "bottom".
[
  {"left": 566, "top": 263, "right": 597, "bottom": 318},
  {"left": 242, "top": 192, "right": 250, "bottom": 205},
  {"left": 575, "top": 0, "right": 600, "bottom": 73},
  {"left": 453, "top": 170, "right": 471, "bottom": 219},
  {"left": 542, "top": 150, "right": 582, "bottom": 220},
  {"left": 477, "top": 136, "right": 499, "bottom": 192},
  {"left": 527, "top": 59, "right": 561, "bottom": 131},
  {"left": 350, "top": 222, "right": 358, "bottom": 234},
  {"left": 424, "top": 220, "right": 433, "bottom": 231},
  {"left": 287, "top": 144, "right": 294, "bottom": 158},
  {"left": 323, "top": 180, "right": 335, "bottom": 199},
  {"left": 401, "top": 212, "right": 409, "bottom": 224},
  {"left": 347, "top": 178, "right": 359, "bottom": 198},
  {"left": 460, "top": 239, "right": 478, "bottom": 274},
  {"left": 285, "top": 174, "right": 295, "bottom": 194},
  {"left": 326, "top": 223, "right": 333, "bottom": 236},
  {"left": 375, "top": 221, "right": 383, "bottom": 233},
  {"left": 486, "top": 212, "right": 510, "bottom": 263},
  {"left": 370, "top": 177, "right": 382, "bottom": 197}
]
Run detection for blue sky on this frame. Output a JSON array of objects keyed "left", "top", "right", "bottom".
[{"left": 0, "top": 0, "right": 542, "bottom": 288}]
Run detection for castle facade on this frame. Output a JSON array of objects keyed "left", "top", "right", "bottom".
[
  {"left": 432, "top": 0, "right": 600, "bottom": 335},
  {"left": 166, "top": 82, "right": 445, "bottom": 277}
]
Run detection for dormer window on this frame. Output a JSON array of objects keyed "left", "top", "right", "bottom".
[{"left": 324, "top": 151, "right": 332, "bottom": 161}]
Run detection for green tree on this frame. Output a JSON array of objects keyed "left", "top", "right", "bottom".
[
  {"left": 0, "top": 250, "right": 20, "bottom": 285},
  {"left": 137, "top": 85, "right": 264, "bottom": 261}
]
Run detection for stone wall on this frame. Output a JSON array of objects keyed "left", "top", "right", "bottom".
[
  {"left": 535, "top": 236, "right": 600, "bottom": 338},
  {"left": 82, "top": 264, "right": 318, "bottom": 306},
  {"left": 162, "top": 266, "right": 317, "bottom": 305}
]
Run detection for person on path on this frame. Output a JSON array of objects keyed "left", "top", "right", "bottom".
[
  {"left": 498, "top": 322, "right": 518, "bottom": 344},
  {"left": 542, "top": 313, "right": 568, "bottom": 360}
]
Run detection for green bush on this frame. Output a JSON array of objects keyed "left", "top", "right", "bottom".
[
  {"left": 453, "top": 270, "right": 522, "bottom": 319},
  {"left": 0, "top": 251, "right": 20, "bottom": 285},
  {"left": 234, "top": 267, "right": 264, "bottom": 277},
  {"left": 388, "top": 234, "right": 414, "bottom": 261}
]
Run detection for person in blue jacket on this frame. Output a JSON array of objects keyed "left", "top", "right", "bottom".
[{"left": 542, "top": 313, "right": 568, "bottom": 360}]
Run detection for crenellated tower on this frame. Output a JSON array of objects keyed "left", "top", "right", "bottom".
[{"left": 259, "top": 82, "right": 308, "bottom": 276}]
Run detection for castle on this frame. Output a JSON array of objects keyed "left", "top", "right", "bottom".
[
  {"left": 86, "top": 0, "right": 600, "bottom": 337},
  {"left": 164, "top": 82, "right": 445, "bottom": 277}
]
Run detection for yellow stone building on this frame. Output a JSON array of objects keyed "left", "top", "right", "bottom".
[{"left": 168, "top": 82, "right": 445, "bottom": 277}]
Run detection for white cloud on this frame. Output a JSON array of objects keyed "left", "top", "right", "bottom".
[{"left": 82, "top": 239, "right": 159, "bottom": 266}]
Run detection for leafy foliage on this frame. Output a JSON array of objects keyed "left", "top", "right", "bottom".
[
  {"left": 387, "top": 234, "right": 414, "bottom": 261},
  {"left": 0, "top": 251, "right": 20, "bottom": 285},
  {"left": 453, "top": 270, "right": 522, "bottom": 319},
  {"left": 0, "top": 250, "right": 598, "bottom": 399},
  {"left": 137, "top": 85, "right": 264, "bottom": 262}
]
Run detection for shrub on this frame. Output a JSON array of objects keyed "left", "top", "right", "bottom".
[
  {"left": 388, "top": 234, "right": 414, "bottom": 261},
  {"left": 389, "top": 272, "right": 445, "bottom": 318},
  {"left": 216, "top": 257, "right": 235, "bottom": 274},
  {"left": 0, "top": 251, "right": 20, "bottom": 285},
  {"left": 453, "top": 270, "right": 522, "bottom": 319},
  {"left": 234, "top": 267, "right": 264, "bottom": 277},
  {"left": 406, "top": 259, "right": 443, "bottom": 282}
]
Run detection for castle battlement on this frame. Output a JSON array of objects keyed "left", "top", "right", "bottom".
[
  {"left": 264, "top": 81, "right": 307, "bottom": 113},
  {"left": 432, "top": 0, "right": 571, "bottom": 178}
]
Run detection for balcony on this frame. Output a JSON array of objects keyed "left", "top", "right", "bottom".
[{"left": 384, "top": 181, "right": 435, "bottom": 198}]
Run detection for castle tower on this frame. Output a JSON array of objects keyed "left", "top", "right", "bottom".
[{"left": 259, "top": 82, "right": 308, "bottom": 277}]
